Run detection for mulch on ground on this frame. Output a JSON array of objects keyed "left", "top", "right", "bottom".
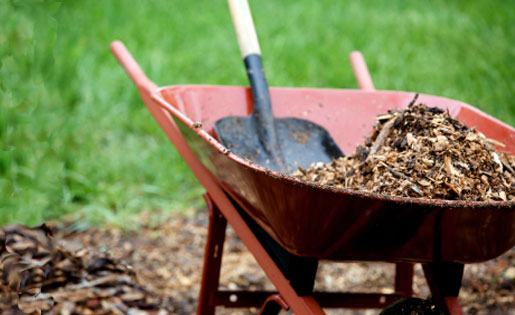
[{"left": 1, "top": 211, "right": 513, "bottom": 314}]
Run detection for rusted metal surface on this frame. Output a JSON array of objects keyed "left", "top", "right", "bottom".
[
  {"left": 395, "top": 263, "right": 414, "bottom": 297},
  {"left": 153, "top": 85, "right": 515, "bottom": 263},
  {"left": 209, "top": 291, "right": 407, "bottom": 310},
  {"left": 197, "top": 194, "right": 410, "bottom": 313},
  {"left": 259, "top": 294, "right": 289, "bottom": 314},
  {"left": 422, "top": 263, "right": 465, "bottom": 315},
  {"left": 111, "top": 41, "right": 512, "bottom": 314},
  {"left": 197, "top": 194, "right": 227, "bottom": 315}
]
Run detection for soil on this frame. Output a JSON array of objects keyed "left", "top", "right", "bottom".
[
  {"left": 294, "top": 96, "right": 515, "bottom": 202},
  {"left": 1, "top": 211, "right": 514, "bottom": 314}
]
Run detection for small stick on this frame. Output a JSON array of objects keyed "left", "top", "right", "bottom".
[
  {"left": 485, "top": 138, "right": 506, "bottom": 148},
  {"left": 368, "top": 93, "right": 419, "bottom": 157},
  {"left": 501, "top": 157, "right": 514, "bottom": 174},
  {"left": 296, "top": 166, "right": 307, "bottom": 175},
  {"left": 379, "top": 162, "right": 423, "bottom": 196},
  {"left": 407, "top": 93, "right": 419, "bottom": 107},
  {"left": 368, "top": 116, "right": 396, "bottom": 156},
  {"left": 382, "top": 163, "right": 409, "bottom": 180}
]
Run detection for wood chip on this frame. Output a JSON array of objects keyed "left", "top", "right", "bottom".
[
  {"left": 369, "top": 116, "right": 396, "bottom": 156},
  {"left": 486, "top": 138, "right": 506, "bottom": 148},
  {"left": 294, "top": 101, "right": 515, "bottom": 201}
]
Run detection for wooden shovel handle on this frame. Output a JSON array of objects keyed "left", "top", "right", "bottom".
[{"left": 228, "top": 0, "right": 261, "bottom": 58}]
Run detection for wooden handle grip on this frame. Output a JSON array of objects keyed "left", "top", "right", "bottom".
[{"left": 228, "top": 0, "right": 261, "bottom": 58}]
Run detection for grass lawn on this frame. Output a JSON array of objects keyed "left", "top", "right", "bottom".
[{"left": 1, "top": 0, "right": 513, "bottom": 227}]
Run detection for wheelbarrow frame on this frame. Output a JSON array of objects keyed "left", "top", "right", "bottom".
[{"left": 111, "top": 41, "right": 466, "bottom": 314}]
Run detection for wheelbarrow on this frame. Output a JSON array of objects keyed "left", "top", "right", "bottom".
[{"left": 111, "top": 41, "right": 515, "bottom": 314}]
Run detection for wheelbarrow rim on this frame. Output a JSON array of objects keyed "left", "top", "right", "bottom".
[{"left": 152, "top": 85, "right": 515, "bottom": 210}]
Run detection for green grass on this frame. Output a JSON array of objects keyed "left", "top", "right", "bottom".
[{"left": 1, "top": 0, "right": 513, "bottom": 227}]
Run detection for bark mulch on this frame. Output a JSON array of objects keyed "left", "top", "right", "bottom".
[
  {"left": 1, "top": 212, "right": 513, "bottom": 314},
  {"left": 294, "top": 95, "right": 514, "bottom": 201}
]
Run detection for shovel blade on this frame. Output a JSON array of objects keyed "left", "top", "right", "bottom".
[{"left": 214, "top": 116, "right": 344, "bottom": 173}]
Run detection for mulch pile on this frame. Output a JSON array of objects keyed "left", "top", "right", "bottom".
[
  {"left": 1, "top": 213, "right": 514, "bottom": 314},
  {"left": 0, "top": 224, "right": 169, "bottom": 314},
  {"left": 294, "top": 95, "right": 514, "bottom": 201}
]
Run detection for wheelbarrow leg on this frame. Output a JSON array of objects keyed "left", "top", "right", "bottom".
[
  {"left": 351, "top": 49, "right": 415, "bottom": 301},
  {"left": 197, "top": 193, "right": 228, "bottom": 315},
  {"left": 259, "top": 294, "right": 289, "bottom": 315},
  {"left": 394, "top": 263, "right": 414, "bottom": 297},
  {"left": 422, "top": 262, "right": 464, "bottom": 315}
]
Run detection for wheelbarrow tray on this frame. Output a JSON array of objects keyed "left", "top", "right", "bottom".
[{"left": 152, "top": 85, "right": 515, "bottom": 264}]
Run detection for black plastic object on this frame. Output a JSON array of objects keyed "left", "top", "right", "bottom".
[{"left": 214, "top": 54, "right": 343, "bottom": 173}]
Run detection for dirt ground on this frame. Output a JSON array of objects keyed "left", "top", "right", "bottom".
[
  {"left": 65, "top": 210, "right": 514, "bottom": 314},
  {"left": 1, "top": 210, "right": 513, "bottom": 314}
]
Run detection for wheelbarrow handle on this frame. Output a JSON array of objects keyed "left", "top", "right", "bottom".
[
  {"left": 349, "top": 51, "right": 375, "bottom": 91},
  {"left": 110, "top": 40, "right": 157, "bottom": 95}
]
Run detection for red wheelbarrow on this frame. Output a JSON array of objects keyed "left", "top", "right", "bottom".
[{"left": 111, "top": 41, "right": 514, "bottom": 314}]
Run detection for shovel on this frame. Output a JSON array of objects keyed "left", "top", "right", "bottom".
[{"left": 214, "top": 0, "right": 343, "bottom": 173}]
